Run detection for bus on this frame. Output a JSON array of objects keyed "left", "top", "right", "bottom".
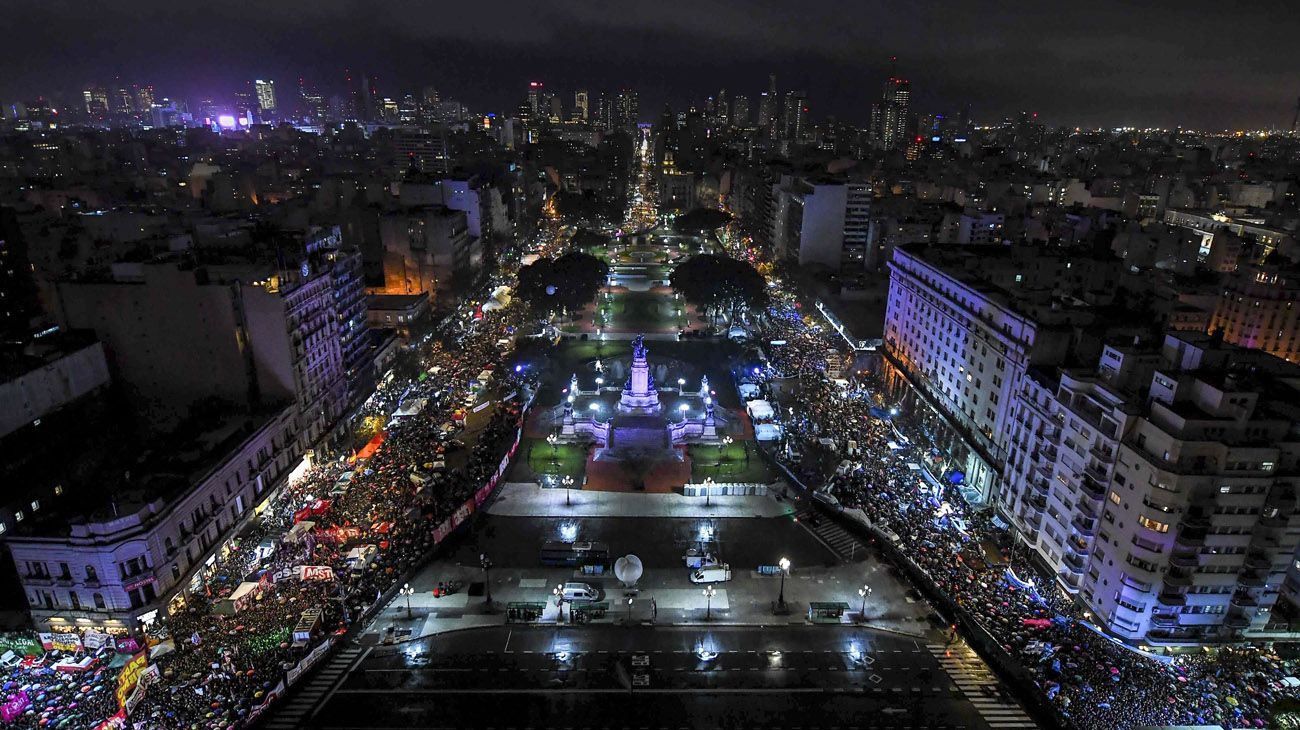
[{"left": 540, "top": 541, "right": 610, "bottom": 568}]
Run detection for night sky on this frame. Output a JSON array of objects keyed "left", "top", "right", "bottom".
[{"left": 2, "top": 0, "right": 1297, "bottom": 129}]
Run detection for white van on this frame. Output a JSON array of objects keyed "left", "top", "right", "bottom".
[
  {"left": 561, "top": 583, "right": 599, "bottom": 602},
  {"left": 690, "top": 563, "right": 732, "bottom": 584}
]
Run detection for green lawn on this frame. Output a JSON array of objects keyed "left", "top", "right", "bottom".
[
  {"left": 688, "top": 441, "right": 776, "bottom": 483},
  {"left": 511, "top": 438, "right": 589, "bottom": 482}
]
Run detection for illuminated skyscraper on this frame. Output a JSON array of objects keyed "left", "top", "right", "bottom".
[
  {"left": 616, "top": 88, "right": 639, "bottom": 130},
  {"left": 82, "top": 85, "right": 109, "bottom": 121},
  {"left": 870, "top": 66, "right": 911, "bottom": 150},
  {"left": 732, "top": 95, "right": 749, "bottom": 127},
  {"left": 254, "top": 79, "right": 277, "bottom": 117},
  {"left": 527, "top": 82, "right": 542, "bottom": 116},
  {"left": 573, "top": 89, "right": 589, "bottom": 121}
]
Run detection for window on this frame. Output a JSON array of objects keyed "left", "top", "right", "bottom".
[
  {"left": 1109, "top": 491, "right": 1122, "bottom": 505},
  {"left": 1138, "top": 515, "right": 1170, "bottom": 533},
  {"left": 93, "top": 593, "right": 105, "bottom": 609},
  {"left": 85, "top": 565, "right": 98, "bottom": 582}
]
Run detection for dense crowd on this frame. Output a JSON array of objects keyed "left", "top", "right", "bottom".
[
  {"left": 752, "top": 298, "right": 1300, "bottom": 730},
  {"left": 0, "top": 300, "right": 536, "bottom": 730}
]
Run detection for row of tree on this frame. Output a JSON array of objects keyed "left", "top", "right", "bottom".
[
  {"left": 515, "top": 252, "right": 610, "bottom": 317},
  {"left": 669, "top": 254, "right": 768, "bottom": 324}
]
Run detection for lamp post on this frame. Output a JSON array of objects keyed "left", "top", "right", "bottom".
[
  {"left": 562, "top": 475, "right": 574, "bottom": 506},
  {"left": 400, "top": 583, "right": 414, "bottom": 619},
  {"left": 702, "top": 476, "right": 714, "bottom": 508},
  {"left": 481, "top": 554, "right": 494, "bottom": 606},
  {"left": 702, "top": 585, "right": 716, "bottom": 620},
  {"left": 777, "top": 557, "right": 790, "bottom": 610},
  {"left": 719, "top": 435, "right": 733, "bottom": 469},
  {"left": 858, "top": 584, "right": 872, "bottom": 621},
  {"left": 546, "top": 433, "right": 559, "bottom": 469},
  {"left": 553, "top": 584, "right": 565, "bottom": 623}
]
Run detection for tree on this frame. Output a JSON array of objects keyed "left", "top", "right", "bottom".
[
  {"left": 570, "top": 228, "right": 609, "bottom": 250},
  {"left": 516, "top": 251, "right": 610, "bottom": 317},
  {"left": 672, "top": 208, "right": 732, "bottom": 234},
  {"left": 669, "top": 254, "right": 768, "bottom": 324}
]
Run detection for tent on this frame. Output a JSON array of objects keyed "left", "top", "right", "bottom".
[
  {"left": 746, "top": 400, "right": 775, "bottom": 420},
  {"left": 737, "top": 383, "right": 760, "bottom": 400},
  {"left": 755, "top": 423, "right": 783, "bottom": 441}
]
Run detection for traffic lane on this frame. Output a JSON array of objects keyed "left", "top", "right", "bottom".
[
  {"left": 443, "top": 515, "right": 837, "bottom": 571},
  {"left": 313, "top": 688, "right": 979, "bottom": 730},
  {"left": 382, "top": 625, "right": 927, "bottom": 657}
]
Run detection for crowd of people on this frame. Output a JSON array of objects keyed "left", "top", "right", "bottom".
[
  {"left": 0, "top": 298, "right": 537, "bottom": 730},
  {"left": 750, "top": 293, "right": 1299, "bottom": 729}
]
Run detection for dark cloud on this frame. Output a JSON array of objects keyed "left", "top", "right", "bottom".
[{"left": 1, "top": 0, "right": 1296, "bottom": 129}]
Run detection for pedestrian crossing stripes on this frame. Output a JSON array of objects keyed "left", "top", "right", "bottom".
[
  {"left": 262, "top": 645, "right": 365, "bottom": 730},
  {"left": 925, "top": 643, "right": 1037, "bottom": 729},
  {"left": 795, "top": 510, "right": 865, "bottom": 562}
]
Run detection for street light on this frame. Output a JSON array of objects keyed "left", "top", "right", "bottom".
[
  {"left": 858, "top": 584, "right": 872, "bottom": 620},
  {"left": 553, "top": 584, "right": 566, "bottom": 623},
  {"left": 703, "top": 476, "right": 714, "bottom": 508},
  {"left": 546, "top": 433, "right": 559, "bottom": 468},
  {"left": 719, "top": 435, "right": 733, "bottom": 469},
  {"left": 481, "top": 554, "right": 494, "bottom": 606},
  {"left": 562, "top": 474, "right": 574, "bottom": 506},
  {"left": 777, "top": 557, "right": 791, "bottom": 609},
  {"left": 400, "top": 583, "right": 415, "bottom": 619},
  {"left": 702, "top": 585, "right": 716, "bottom": 620}
]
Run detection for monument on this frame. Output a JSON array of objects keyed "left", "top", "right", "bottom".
[
  {"left": 558, "top": 335, "right": 723, "bottom": 457},
  {"left": 618, "top": 335, "right": 662, "bottom": 415}
]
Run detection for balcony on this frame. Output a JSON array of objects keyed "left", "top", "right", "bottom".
[
  {"left": 1230, "top": 593, "right": 1259, "bottom": 608},
  {"left": 1239, "top": 571, "right": 1266, "bottom": 588},
  {"left": 1071, "top": 517, "right": 1097, "bottom": 539},
  {"left": 1151, "top": 613, "right": 1180, "bottom": 628},
  {"left": 1027, "top": 495, "right": 1048, "bottom": 513},
  {"left": 1175, "top": 529, "right": 1207, "bottom": 549},
  {"left": 1225, "top": 614, "right": 1251, "bottom": 629},
  {"left": 1179, "top": 514, "right": 1210, "bottom": 530},
  {"left": 1245, "top": 553, "right": 1271, "bottom": 571},
  {"left": 1063, "top": 552, "right": 1087, "bottom": 575},
  {"left": 1090, "top": 442, "right": 1116, "bottom": 464},
  {"left": 1163, "top": 570, "right": 1193, "bottom": 588},
  {"left": 1079, "top": 476, "right": 1106, "bottom": 501},
  {"left": 1156, "top": 591, "right": 1187, "bottom": 607},
  {"left": 1168, "top": 552, "right": 1198, "bottom": 568}
]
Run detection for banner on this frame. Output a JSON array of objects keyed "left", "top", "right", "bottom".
[
  {"left": 0, "top": 634, "right": 42, "bottom": 658},
  {"left": 271, "top": 567, "right": 297, "bottom": 583},
  {"left": 115, "top": 637, "right": 142, "bottom": 655},
  {"left": 83, "top": 631, "right": 115, "bottom": 651},
  {"left": 115, "top": 652, "right": 148, "bottom": 709},
  {"left": 1, "top": 690, "right": 30, "bottom": 723},
  {"left": 138, "top": 663, "right": 161, "bottom": 689},
  {"left": 298, "top": 565, "right": 335, "bottom": 582},
  {"left": 39, "top": 632, "right": 83, "bottom": 653},
  {"left": 123, "top": 679, "right": 147, "bottom": 715}
]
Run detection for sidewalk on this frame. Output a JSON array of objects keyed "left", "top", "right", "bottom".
[{"left": 487, "top": 481, "right": 794, "bottom": 518}]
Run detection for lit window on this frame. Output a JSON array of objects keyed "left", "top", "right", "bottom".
[
  {"left": 1109, "top": 491, "right": 1122, "bottom": 505},
  {"left": 30, "top": 501, "right": 39, "bottom": 511},
  {"left": 1138, "top": 516, "right": 1169, "bottom": 533},
  {"left": 54, "top": 485, "right": 64, "bottom": 496},
  {"left": 14, "top": 511, "right": 23, "bottom": 522}
]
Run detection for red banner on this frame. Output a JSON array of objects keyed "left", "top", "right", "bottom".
[{"left": 298, "top": 565, "right": 335, "bottom": 582}]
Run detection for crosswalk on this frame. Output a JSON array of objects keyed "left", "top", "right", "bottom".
[
  {"left": 926, "top": 642, "right": 1037, "bottom": 729},
  {"left": 262, "top": 644, "right": 365, "bottom": 730},
  {"left": 796, "top": 510, "right": 866, "bottom": 561}
]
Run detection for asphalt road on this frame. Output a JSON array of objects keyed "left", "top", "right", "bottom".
[{"left": 304, "top": 625, "right": 1036, "bottom": 730}]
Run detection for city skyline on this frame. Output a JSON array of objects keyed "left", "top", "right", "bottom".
[{"left": 2, "top": 0, "right": 1298, "bottom": 129}]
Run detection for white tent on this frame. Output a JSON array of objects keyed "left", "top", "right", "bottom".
[
  {"left": 746, "top": 400, "right": 774, "bottom": 420},
  {"left": 392, "top": 398, "right": 427, "bottom": 418},
  {"left": 755, "top": 423, "right": 783, "bottom": 441},
  {"left": 737, "top": 383, "right": 760, "bottom": 400}
]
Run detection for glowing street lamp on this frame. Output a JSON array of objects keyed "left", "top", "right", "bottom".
[
  {"left": 858, "top": 584, "right": 872, "bottom": 620},
  {"left": 702, "top": 585, "right": 717, "bottom": 620},
  {"left": 400, "top": 583, "right": 415, "bottom": 619},
  {"left": 562, "top": 474, "right": 575, "bottom": 506},
  {"left": 777, "top": 557, "right": 791, "bottom": 609},
  {"left": 553, "top": 584, "right": 566, "bottom": 623}
]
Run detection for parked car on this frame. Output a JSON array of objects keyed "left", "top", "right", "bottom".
[{"left": 689, "top": 563, "right": 733, "bottom": 584}]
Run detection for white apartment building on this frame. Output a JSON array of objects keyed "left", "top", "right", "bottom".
[
  {"left": 5, "top": 404, "right": 303, "bottom": 634},
  {"left": 884, "top": 244, "right": 1116, "bottom": 500},
  {"left": 770, "top": 176, "right": 872, "bottom": 271}
]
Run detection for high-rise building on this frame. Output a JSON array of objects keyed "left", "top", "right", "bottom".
[
  {"left": 870, "top": 72, "right": 911, "bottom": 150},
  {"left": 732, "top": 95, "right": 750, "bottom": 128},
  {"left": 81, "top": 85, "right": 109, "bottom": 122},
  {"left": 1207, "top": 256, "right": 1300, "bottom": 364},
  {"left": 715, "top": 88, "right": 728, "bottom": 127},
  {"left": 616, "top": 88, "right": 639, "bottom": 131},
  {"left": 573, "top": 90, "right": 589, "bottom": 121},
  {"left": 782, "top": 90, "right": 809, "bottom": 141},
  {"left": 299, "top": 79, "right": 328, "bottom": 123},
  {"left": 1000, "top": 331, "right": 1300, "bottom": 643},
  {"left": 527, "top": 82, "right": 543, "bottom": 117},
  {"left": 769, "top": 175, "right": 872, "bottom": 271},
  {"left": 253, "top": 79, "right": 277, "bottom": 117}
]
